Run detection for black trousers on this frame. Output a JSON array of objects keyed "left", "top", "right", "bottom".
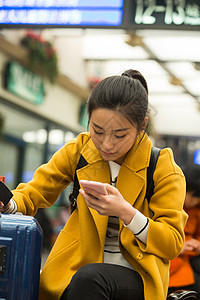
[{"left": 61, "top": 263, "right": 144, "bottom": 300}]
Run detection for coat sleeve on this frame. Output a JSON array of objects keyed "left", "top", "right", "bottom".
[
  {"left": 139, "top": 148, "right": 188, "bottom": 260},
  {"left": 12, "top": 134, "right": 88, "bottom": 215}
]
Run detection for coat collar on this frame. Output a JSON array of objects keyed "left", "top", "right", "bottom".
[
  {"left": 122, "top": 133, "right": 152, "bottom": 171},
  {"left": 80, "top": 135, "right": 103, "bottom": 164},
  {"left": 80, "top": 132, "right": 152, "bottom": 171}
]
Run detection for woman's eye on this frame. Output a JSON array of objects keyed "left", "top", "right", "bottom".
[
  {"left": 115, "top": 135, "right": 126, "bottom": 139},
  {"left": 94, "top": 129, "right": 103, "bottom": 135}
]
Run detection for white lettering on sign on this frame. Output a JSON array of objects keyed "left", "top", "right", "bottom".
[
  {"left": 0, "top": 0, "right": 79, "bottom": 8},
  {"left": 134, "top": 0, "right": 200, "bottom": 26}
]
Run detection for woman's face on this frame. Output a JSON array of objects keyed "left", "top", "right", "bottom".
[
  {"left": 89, "top": 108, "right": 139, "bottom": 165},
  {"left": 184, "top": 191, "right": 200, "bottom": 209}
]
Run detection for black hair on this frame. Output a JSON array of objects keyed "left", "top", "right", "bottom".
[
  {"left": 182, "top": 163, "right": 200, "bottom": 197},
  {"left": 87, "top": 69, "right": 149, "bottom": 132}
]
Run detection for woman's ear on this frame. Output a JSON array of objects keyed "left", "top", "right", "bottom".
[{"left": 141, "top": 116, "right": 149, "bottom": 131}]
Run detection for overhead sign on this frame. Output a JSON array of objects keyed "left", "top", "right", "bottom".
[
  {"left": 0, "top": 0, "right": 199, "bottom": 29},
  {"left": 0, "top": 0, "right": 124, "bottom": 27},
  {"left": 5, "top": 62, "right": 45, "bottom": 105},
  {"left": 125, "top": 0, "right": 200, "bottom": 30}
]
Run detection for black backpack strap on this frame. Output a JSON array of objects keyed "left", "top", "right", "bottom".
[
  {"left": 69, "top": 155, "right": 88, "bottom": 213},
  {"left": 146, "top": 147, "right": 161, "bottom": 203}
]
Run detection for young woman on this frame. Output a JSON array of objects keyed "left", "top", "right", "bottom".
[{"left": 0, "top": 70, "right": 187, "bottom": 300}]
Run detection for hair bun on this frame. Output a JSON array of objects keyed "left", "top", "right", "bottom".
[{"left": 122, "top": 69, "right": 148, "bottom": 94}]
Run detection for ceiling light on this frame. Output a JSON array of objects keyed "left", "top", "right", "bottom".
[
  {"left": 143, "top": 35, "right": 200, "bottom": 61},
  {"left": 82, "top": 33, "right": 148, "bottom": 60},
  {"left": 49, "top": 129, "right": 64, "bottom": 145}
]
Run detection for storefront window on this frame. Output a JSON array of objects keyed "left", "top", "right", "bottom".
[
  {"left": 0, "top": 100, "right": 78, "bottom": 189},
  {"left": 0, "top": 101, "right": 46, "bottom": 187},
  {"left": 0, "top": 140, "right": 18, "bottom": 189}
]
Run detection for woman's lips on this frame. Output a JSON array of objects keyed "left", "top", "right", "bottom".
[{"left": 101, "top": 150, "right": 115, "bottom": 156}]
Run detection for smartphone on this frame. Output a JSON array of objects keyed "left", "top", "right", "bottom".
[
  {"left": 0, "top": 181, "right": 13, "bottom": 206},
  {"left": 80, "top": 180, "right": 108, "bottom": 195}
]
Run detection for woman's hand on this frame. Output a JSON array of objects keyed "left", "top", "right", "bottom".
[
  {"left": 79, "top": 183, "right": 136, "bottom": 225},
  {"left": 0, "top": 200, "right": 11, "bottom": 213}
]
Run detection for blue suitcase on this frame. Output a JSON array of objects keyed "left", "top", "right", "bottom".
[{"left": 0, "top": 213, "right": 43, "bottom": 300}]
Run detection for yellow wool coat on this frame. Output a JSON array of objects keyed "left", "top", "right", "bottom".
[{"left": 12, "top": 132, "right": 187, "bottom": 300}]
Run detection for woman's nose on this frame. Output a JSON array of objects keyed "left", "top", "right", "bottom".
[{"left": 102, "top": 135, "right": 114, "bottom": 150}]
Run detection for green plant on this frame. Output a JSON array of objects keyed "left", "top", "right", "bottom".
[{"left": 21, "top": 31, "right": 58, "bottom": 84}]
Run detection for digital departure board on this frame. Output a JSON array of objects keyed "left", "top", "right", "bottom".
[
  {"left": 125, "top": 0, "right": 200, "bottom": 30},
  {"left": 0, "top": 0, "right": 124, "bottom": 27}
]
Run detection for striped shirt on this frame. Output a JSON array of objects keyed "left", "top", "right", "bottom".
[{"left": 103, "top": 161, "right": 149, "bottom": 269}]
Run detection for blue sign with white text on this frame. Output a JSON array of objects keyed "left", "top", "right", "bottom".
[{"left": 0, "top": 0, "right": 124, "bottom": 27}]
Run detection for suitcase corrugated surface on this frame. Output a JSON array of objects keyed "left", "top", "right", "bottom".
[{"left": 0, "top": 213, "right": 43, "bottom": 300}]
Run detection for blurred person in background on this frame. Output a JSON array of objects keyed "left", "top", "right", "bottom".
[{"left": 168, "top": 163, "right": 200, "bottom": 298}]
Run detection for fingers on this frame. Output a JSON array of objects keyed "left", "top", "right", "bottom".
[
  {"left": 184, "top": 239, "right": 200, "bottom": 253},
  {"left": 104, "top": 183, "right": 117, "bottom": 194},
  {"left": 0, "top": 201, "right": 4, "bottom": 209},
  {"left": 0, "top": 200, "right": 10, "bottom": 212},
  {"left": 186, "top": 239, "right": 199, "bottom": 247},
  {"left": 79, "top": 187, "right": 107, "bottom": 200},
  {"left": 79, "top": 184, "right": 124, "bottom": 217},
  {"left": 79, "top": 188, "right": 107, "bottom": 213},
  {"left": 79, "top": 189, "right": 99, "bottom": 205}
]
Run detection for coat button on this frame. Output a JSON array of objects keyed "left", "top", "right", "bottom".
[{"left": 136, "top": 253, "right": 143, "bottom": 260}]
